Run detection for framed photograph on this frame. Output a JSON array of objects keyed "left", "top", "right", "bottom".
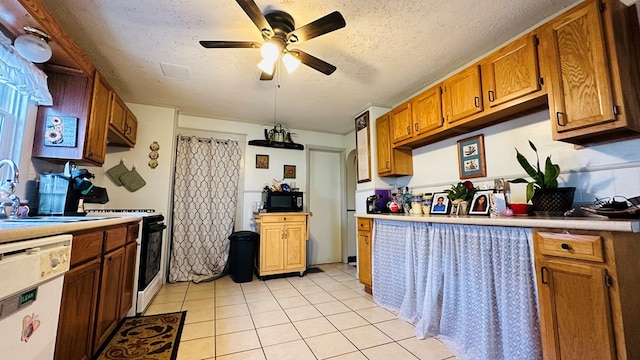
[
  {"left": 469, "top": 190, "right": 493, "bottom": 215},
  {"left": 457, "top": 134, "right": 486, "bottom": 179},
  {"left": 44, "top": 115, "right": 78, "bottom": 147},
  {"left": 256, "top": 154, "right": 269, "bottom": 169},
  {"left": 284, "top": 165, "right": 296, "bottom": 179},
  {"left": 355, "top": 111, "right": 371, "bottom": 183},
  {"left": 430, "top": 192, "right": 451, "bottom": 215}
]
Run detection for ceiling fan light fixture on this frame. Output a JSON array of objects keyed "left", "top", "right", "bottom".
[
  {"left": 257, "top": 58, "right": 276, "bottom": 75},
  {"left": 13, "top": 26, "right": 52, "bottom": 63},
  {"left": 260, "top": 41, "right": 280, "bottom": 61},
  {"left": 282, "top": 52, "right": 301, "bottom": 73}
]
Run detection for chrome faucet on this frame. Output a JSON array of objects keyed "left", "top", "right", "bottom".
[{"left": 0, "top": 159, "right": 20, "bottom": 218}]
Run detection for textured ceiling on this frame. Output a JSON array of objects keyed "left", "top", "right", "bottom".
[{"left": 40, "top": 0, "right": 581, "bottom": 135}]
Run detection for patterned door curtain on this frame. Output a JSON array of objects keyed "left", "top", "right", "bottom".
[{"left": 169, "top": 135, "right": 241, "bottom": 283}]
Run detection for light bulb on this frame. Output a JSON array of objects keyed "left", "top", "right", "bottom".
[
  {"left": 282, "top": 52, "right": 301, "bottom": 73},
  {"left": 260, "top": 42, "right": 280, "bottom": 61},
  {"left": 14, "top": 34, "right": 52, "bottom": 63},
  {"left": 257, "top": 59, "right": 276, "bottom": 75}
]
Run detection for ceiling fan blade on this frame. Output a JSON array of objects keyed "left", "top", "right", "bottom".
[
  {"left": 260, "top": 71, "right": 274, "bottom": 81},
  {"left": 292, "top": 49, "right": 337, "bottom": 75},
  {"left": 260, "top": 62, "right": 276, "bottom": 80},
  {"left": 236, "top": 0, "right": 274, "bottom": 37},
  {"left": 287, "top": 11, "right": 346, "bottom": 43},
  {"left": 199, "top": 40, "right": 261, "bottom": 48}
]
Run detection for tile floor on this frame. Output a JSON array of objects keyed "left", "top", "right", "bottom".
[{"left": 144, "top": 263, "right": 456, "bottom": 360}]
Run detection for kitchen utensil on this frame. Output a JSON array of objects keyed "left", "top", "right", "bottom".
[{"left": 119, "top": 166, "right": 146, "bottom": 192}]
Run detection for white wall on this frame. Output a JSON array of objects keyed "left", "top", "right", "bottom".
[
  {"left": 177, "top": 114, "right": 348, "bottom": 231},
  {"left": 355, "top": 108, "right": 640, "bottom": 208}
]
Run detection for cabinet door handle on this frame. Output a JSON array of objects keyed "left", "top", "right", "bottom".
[
  {"left": 560, "top": 243, "right": 570, "bottom": 250},
  {"left": 406, "top": 125, "right": 410, "bottom": 134},
  {"left": 556, "top": 111, "right": 565, "bottom": 126},
  {"left": 488, "top": 90, "right": 495, "bottom": 102},
  {"left": 365, "top": 235, "right": 369, "bottom": 245},
  {"left": 474, "top": 96, "right": 480, "bottom": 108},
  {"left": 386, "top": 160, "right": 390, "bottom": 169},
  {"left": 540, "top": 266, "right": 549, "bottom": 284},
  {"left": 414, "top": 123, "right": 418, "bottom": 132}
]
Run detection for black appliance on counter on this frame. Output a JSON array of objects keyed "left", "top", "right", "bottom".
[
  {"left": 367, "top": 189, "right": 391, "bottom": 213},
  {"left": 37, "top": 162, "right": 108, "bottom": 216},
  {"left": 366, "top": 195, "right": 380, "bottom": 213},
  {"left": 262, "top": 191, "right": 303, "bottom": 212}
]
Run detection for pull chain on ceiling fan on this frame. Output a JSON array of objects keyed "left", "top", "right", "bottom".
[{"left": 199, "top": 0, "right": 346, "bottom": 80}]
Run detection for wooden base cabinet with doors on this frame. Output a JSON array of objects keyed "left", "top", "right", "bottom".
[
  {"left": 54, "top": 221, "right": 139, "bottom": 360},
  {"left": 533, "top": 228, "right": 640, "bottom": 360},
  {"left": 254, "top": 213, "right": 309, "bottom": 277},
  {"left": 356, "top": 217, "right": 373, "bottom": 294}
]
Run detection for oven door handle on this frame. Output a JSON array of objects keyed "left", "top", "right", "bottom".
[{"left": 148, "top": 223, "right": 167, "bottom": 232}]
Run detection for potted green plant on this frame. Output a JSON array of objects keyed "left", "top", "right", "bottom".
[
  {"left": 509, "top": 140, "right": 575, "bottom": 215},
  {"left": 444, "top": 180, "right": 476, "bottom": 215}
]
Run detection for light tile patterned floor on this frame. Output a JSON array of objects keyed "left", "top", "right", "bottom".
[{"left": 145, "top": 263, "right": 456, "bottom": 360}]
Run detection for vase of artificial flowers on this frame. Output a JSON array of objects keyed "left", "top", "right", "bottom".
[{"left": 445, "top": 181, "right": 477, "bottom": 215}]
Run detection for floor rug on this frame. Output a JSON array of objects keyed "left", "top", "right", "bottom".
[
  {"left": 305, "top": 266, "right": 325, "bottom": 274},
  {"left": 94, "top": 311, "right": 186, "bottom": 360}
]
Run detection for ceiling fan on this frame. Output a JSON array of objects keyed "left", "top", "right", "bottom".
[{"left": 199, "top": 0, "right": 346, "bottom": 80}]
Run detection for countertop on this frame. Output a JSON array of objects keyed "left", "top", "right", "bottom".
[
  {"left": 356, "top": 212, "right": 640, "bottom": 233},
  {"left": 0, "top": 216, "right": 143, "bottom": 244}
]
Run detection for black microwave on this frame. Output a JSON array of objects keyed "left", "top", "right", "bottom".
[{"left": 262, "top": 191, "right": 303, "bottom": 212}]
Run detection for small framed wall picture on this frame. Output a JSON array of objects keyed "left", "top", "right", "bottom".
[
  {"left": 284, "top": 165, "right": 296, "bottom": 179},
  {"left": 44, "top": 115, "right": 78, "bottom": 147},
  {"left": 355, "top": 111, "right": 371, "bottom": 183},
  {"left": 457, "top": 134, "right": 486, "bottom": 179},
  {"left": 256, "top": 154, "right": 269, "bottom": 169},
  {"left": 469, "top": 190, "right": 493, "bottom": 215},
  {"left": 430, "top": 193, "right": 451, "bottom": 215}
]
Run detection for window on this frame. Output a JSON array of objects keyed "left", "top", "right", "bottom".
[{"left": 0, "top": 36, "right": 52, "bottom": 181}]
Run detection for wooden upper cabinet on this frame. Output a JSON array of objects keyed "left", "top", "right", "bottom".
[
  {"left": 482, "top": 34, "right": 541, "bottom": 108},
  {"left": 412, "top": 85, "right": 443, "bottom": 135},
  {"left": 376, "top": 114, "right": 392, "bottom": 174},
  {"left": 108, "top": 93, "right": 127, "bottom": 136},
  {"left": 376, "top": 113, "right": 413, "bottom": 177},
  {"left": 390, "top": 101, "right": 413, "bottom": 143},
  {"left": 540, "top": 0, "right": 640, "bottom": 144},
  {"left": 85, "top": 71, "right": 111, "bottom": 164},
  {"left": 443, "top": 65, "right": 483, "bottom": 124},
  {"left": 107, "top": 94, "right": 137, "bottom": 147}
]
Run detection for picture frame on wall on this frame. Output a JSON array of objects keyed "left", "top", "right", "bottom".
[
  {"left": 43, "top": 115, "right": 78, "bottom": 147},
  {"left": 430, "top": 192, "right": 450, "bottom": 215},
  {"left": 469, "top": 190, "right": 493, "bottom": 215},
  {"left": 457, "top": 134, "right": 486, "bottom": 179},
  {"left": 284, "top": 165, "right": 296, "bottom": 178},
  {"left": 256, "top": 154, "right": 269, "bottom": 169},
  {"left": 355, "top": 111, "right": 371, "bottom": 183}
]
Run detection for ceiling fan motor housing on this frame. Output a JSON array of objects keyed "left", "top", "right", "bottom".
[{"left": 264, "top": 11, "right": 296, "bottom": 42}]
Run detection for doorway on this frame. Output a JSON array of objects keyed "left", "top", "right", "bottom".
[{"left": 307, "top": 146, "right": 345, "bottom": 265}]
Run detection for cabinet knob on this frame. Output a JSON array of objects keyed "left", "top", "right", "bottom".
[{"left": 560, "top": 243, "right": 570, "bottom": 250}]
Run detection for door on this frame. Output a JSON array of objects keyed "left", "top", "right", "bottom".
[
  {"left": 284, "top": 222, "right": 306, "bottom": 270},
  {"left": 443, "top": 65, "right": 483, "bottom": 124},
  {"left": 308, "top": 147, "right": 344, "bottom": 265},
  {"left": 538, "top": 259, "right": 616, "bottom": 360}
]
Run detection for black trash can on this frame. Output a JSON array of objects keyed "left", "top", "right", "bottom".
[{"left": 228, "top": 231, "right": 259, "bottom": 283}]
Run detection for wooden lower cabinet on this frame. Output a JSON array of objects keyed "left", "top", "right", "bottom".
[
  {"left": 54, "top": 258, "right": 101, "bottom": 360},
  {"left": 533, "top": 229, "right": 640, "bottom": 360},
  {"left": 54, "top": 222, "right": 138, "bottom": 360},
  {"left": 94, "top": 246, "right": 125, "bottom": 349},
  {"left": 357, "top": 217, "right": 373, "bottom": 293},
  {"left": 255, "top": 213, "right": 309, "bottom": 277}
]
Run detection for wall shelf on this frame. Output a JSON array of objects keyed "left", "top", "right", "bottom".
[{"left": 248, "top": 139, "right": 304, "bottom": 150}]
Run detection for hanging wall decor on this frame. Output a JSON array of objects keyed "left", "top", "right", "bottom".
[
  {"left": 43, "top": 115, "right": 77, "bottom": 147},
  {"left": 355, "top": 111, "right": 371, "bottom": 183},
  {"left": 149, "top": 141, "right": 160, "bottom": 169},
  {"left": 284, "top": 165, "right": 296, "bottom": 178},
  {"left": 256, "top": 154, "right": 269, "bottom": 169}
]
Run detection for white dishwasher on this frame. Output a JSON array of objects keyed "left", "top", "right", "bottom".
[{"left": 0, "top": 234, "right": 72, "bottom": 359}]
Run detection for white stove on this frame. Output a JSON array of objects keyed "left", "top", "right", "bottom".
[{"left": 86, "top": 208, "right": 166, "bottom": 315}]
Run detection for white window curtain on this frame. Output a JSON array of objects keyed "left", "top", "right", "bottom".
[
  {"left": 373, "top": 220, "right": 542, "bottom": 360},
  {"left": 0, "top": 36, "right": 52, "bottom": 170}
]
